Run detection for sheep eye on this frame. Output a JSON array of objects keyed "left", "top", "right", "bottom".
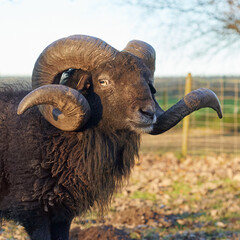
[{"left": 99, "top": 79, "right": 109, "bottom": 86}]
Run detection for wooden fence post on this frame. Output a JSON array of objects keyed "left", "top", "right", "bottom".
[
  {"left": 163, "top": 90, "right": 168, "bottom": 110},
  {"left": 182, "top": 73, "right": 192, "bottom": 157},
  {"left": 234, "top": 81, "right": 239, "bottom": 155}
]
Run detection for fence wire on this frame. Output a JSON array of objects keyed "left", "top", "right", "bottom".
[{"left": 147, "top": 76, "right": 240, "bottom": 155}]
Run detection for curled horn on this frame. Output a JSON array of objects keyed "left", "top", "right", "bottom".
[
  {"left": 17, "top": 85, "right": 91, "bottom": 131},
  {"left": 122, "top": 40, "right": 156, "bottom": 79},
  {"left": 17, "top": 35, "right": 119, "bottom": 131},
  {"left": 150, "top": 88, "right": 222, "bottom": 135},
  {"left": 124, "top": 40, "right": 222, "bottom": 135}
]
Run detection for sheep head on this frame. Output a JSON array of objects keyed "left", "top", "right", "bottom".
[
  {"left": 17, "top": 35, "right": 222, "bottom": 134},
  {"left": 75, "top": 52, "right": 157, "bottom": 132}
]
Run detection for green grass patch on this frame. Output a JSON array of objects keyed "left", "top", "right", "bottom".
[
  {"left": 130, "top": 191, "right": 157, "bottom": 201},
  {"left": 167, "top": 181, "right": 192, "bottom": 199}
]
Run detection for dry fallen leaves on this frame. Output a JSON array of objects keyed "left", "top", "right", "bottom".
[{"left": 1, "top": 153, "right": 240, "bottom": 239}]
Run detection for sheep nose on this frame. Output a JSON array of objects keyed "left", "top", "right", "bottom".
[{"left": 139, "top": 106, "right": 155, "bottom": 120}]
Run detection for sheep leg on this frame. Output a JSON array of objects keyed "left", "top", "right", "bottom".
[
  {"left": 50, "top": 218, "right": 72, "bottom": 240},
  {"left": 22, "top": 214, "right": 51, "bottom": 240}
]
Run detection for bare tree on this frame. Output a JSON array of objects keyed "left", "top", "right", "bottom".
[{"left": 126, "top": 0, "right": 240, "bottom": 55}]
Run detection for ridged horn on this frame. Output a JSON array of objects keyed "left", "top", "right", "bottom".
[
  {"left": 32, "top": 35, "right": 118, "bottom": 89},
  {"left": 21, "top": 35, "right": 119, "bottom": 131},
  {"left": 17, "top": 85, "right": 91, "bottom": 131},
  {"left": 150, "top": 88, "right": 223, "bottom": 135},
  {"left": 122, "top": 40, "right": 156, "bottom": 79}
]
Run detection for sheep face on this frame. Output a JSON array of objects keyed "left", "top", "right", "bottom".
[{"left": 79, "top": 52, "right": 156, "bottom": 133}]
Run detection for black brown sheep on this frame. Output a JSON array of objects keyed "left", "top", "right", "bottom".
[{"left": 0, "top": 35, "right": 222, "bottom": 240}]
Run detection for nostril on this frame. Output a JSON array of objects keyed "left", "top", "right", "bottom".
[{"left": 139, "top": 108, "right": 155, "bottom": 119}]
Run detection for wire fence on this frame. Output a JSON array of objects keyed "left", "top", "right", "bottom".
[{"left": 142, "top": 75, "right": 240, "bottom": 156}]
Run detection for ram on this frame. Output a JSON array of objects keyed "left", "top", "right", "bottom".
[{"left": 0, "top": 35, "right": 222, "bottom": 240}]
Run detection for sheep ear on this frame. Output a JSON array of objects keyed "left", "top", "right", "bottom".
[
  {"left": 78, "top": 75, "right": 91, "bottom": 90},
  {"left": 60, "top": 69, "right": 91, "bottom": 91}
]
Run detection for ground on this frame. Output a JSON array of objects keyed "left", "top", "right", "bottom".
[{"left": 1, "top": 153, "right": 240, "bottom": 239}]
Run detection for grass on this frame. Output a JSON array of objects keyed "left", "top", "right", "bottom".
[
  {"left": 168, "top": 181, "right": 192, "bottom": 198},
  {"left": 130, "top": 191, "right": 157, "bottom": 202}
]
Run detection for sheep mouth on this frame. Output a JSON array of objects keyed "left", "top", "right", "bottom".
[
  {"left": 128, "top": 115, "right": 156, "bottom": 133},
  {"left": 133, "top": 123, "right": 154, "bottom": 132}
]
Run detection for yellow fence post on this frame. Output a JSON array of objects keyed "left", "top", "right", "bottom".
[
  {"left": 182, "top": 73, "right": 192, "bottom": 157},
  {"left": 163, "top": 90, "right": 168, "bottom": 110}
]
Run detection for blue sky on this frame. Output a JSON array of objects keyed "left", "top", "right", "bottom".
[{"left": 0, "top": 0, "right": 239, "bottom": 77}]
